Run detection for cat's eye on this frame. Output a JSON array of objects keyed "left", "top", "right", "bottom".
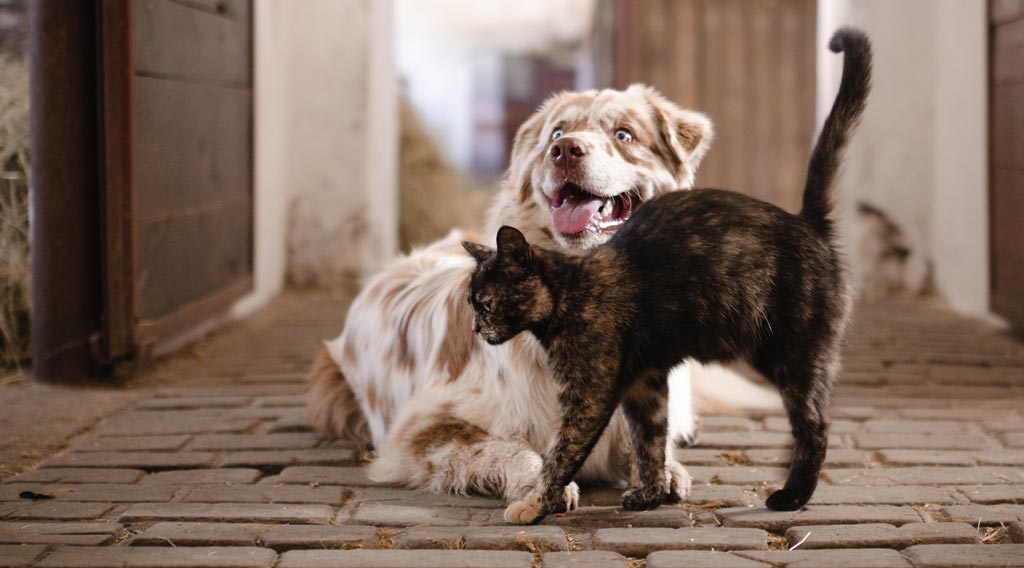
[
  {"left": 475, "top": 297, "right": 492, "bottom": 313},
  {"left": 551, "top": 128, "right": 564, "bottom": 141},
  {"left": 614, "top": 128, "right": 634, "bottom": 143}
]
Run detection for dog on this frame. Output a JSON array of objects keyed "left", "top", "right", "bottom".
[{"left": 308, "top": 85, "right": 782, "bottom": 504}]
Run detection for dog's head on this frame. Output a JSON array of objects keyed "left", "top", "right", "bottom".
[{"left": 490, "top": 84, "right": 713, "bottom": 251}]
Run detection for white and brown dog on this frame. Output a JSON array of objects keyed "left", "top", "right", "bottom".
[{"left": 308, "top": 85, "right": 782, "bottom": 507}]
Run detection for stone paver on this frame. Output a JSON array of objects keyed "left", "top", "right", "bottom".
[
  {"left": 878, "top": 450, "right": 977, "bottom": 466},
  {"left": 0, "top": 545, "right": 48, "bottom": 568},
  {"left": 71, "top": 435, "right": 192, "bottom": 452},
  {"left": 955, "top": 484, "right": 1024, "bottom": 503},
  {"left": 3, "top": 470, "right": 144, "bottom": 485},
  {"left": 94, "top": 411, "right": 259, "bottom": 436},
  {"left": 180, "top": 484, "right": 349, "bottom": 505},
  {"left": 941, "top": 504, "right": 1024, "bottom": 525},
  {"left": 853, "top": 433, "right": 994, "bottom": 451},
  {"left": 0, "top": 484, "right": 176, "bottom": 503},
  {"left": 3, "top": 295, "right": 1024, "bottom": 566},
  {"left": 350, "top": 503, "right": 475, "bottom": 527},
  {"left": 646, "top": 551, "right": 771, "bottom": 567},
  {"left": 139, "top": 469, "right": 262, "bottom": 485},
  {"left": 188, "top": 433, "right": 323, "bottom": 451},
  {"left": 278, "top": 550, "right": 534, "bottom": 568},
  {"left": 902, "top": 543, "right": 1024, "bottom": 567},
  {"left": 118, "top": 503, "right": 336, "bottom": 525},
  {"left": 45, "top": 452, "right": 217, "bottom": 470},
  {"left": 217, "top": 449, "right": 356, "bottom": 468},
  {"left": 35, "top": 546, "right": 278, "bottom": 567},
  {"left": 0, "top": 503, "right": 112, "bottom": 521},
  {"left": 592, "top": 527, "right": 767, "bottom": 556},
  {"left": 745, "top": 448, "right": 873, "bottom": 467},
  {"left": 861, "top": 420, "right": 975, "bottom": 434},
  {"left": 131, "top": 522, "right": 376, "bottom": 549},
  {"left": 275, "top": 466, "right": 376, "bottom": 486},
  {"left": 542, "top": 551, "right": 630, "bottom": 568},
  {"left": 540, "top": 505, "right": 692, "bottom": 529},
  {"left": 686, "top": 466, "right": 789, "bottom": 485},
  {"left": 719, "top": 506, "right": 922, "bottom": 530},
  {"left": 735, "top": 548, "right": 911, "bottom": 567},
  {"left": 783, "top": 523, "right": 978, "bottom": 549},
  {"left": 810, "top": 485, "right": 957, "bottom": 505},
  {"left": 0, "top": 522, "right": 123, "bottom": 546},
  {"left": 581, "top": 485, "right": 746, "bottom": 507},
  {"left": 824, "top": 467, "right": 1024, "bottom": 485},
  {"left": 137, "top": 397, "right": 253, "bottom": 410},
  {"left": 393, "top": 526, "right": 570, "bottom": 551}
]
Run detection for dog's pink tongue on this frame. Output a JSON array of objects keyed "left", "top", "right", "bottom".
[{"left": 552, "top": 194, "right": 603, "bottom": 235}]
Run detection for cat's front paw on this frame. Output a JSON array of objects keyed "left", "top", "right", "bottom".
[
  {"left": 621, "top": 485, "right": 665, "bottom": 511},
  {"left": 504, "top": 494, "right": 546, "bottom": 524},
  {"left": 563, "top": 482, "right": 580, "bottom": 512},
  {"left": 665, "top": 459, "right": 692, "bottom": 503}
]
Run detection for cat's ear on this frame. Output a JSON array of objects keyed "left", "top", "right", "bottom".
[
  {"left": 496, "top": 226, "right": 532, "bottom": 264},
  {"left": 462, "top": 241, "right": 494, "bottom": 263}
]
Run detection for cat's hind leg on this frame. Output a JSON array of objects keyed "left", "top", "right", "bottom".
[{"left": 762, "top": 358, "right": 836, "bottom": 511}]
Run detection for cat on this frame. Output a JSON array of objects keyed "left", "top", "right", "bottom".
[{"left": 460, "top": 27, "right": 871, "bottom": 524}]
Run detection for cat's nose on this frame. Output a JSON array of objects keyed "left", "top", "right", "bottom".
[{"left": 550, "top": 137, "right": 587, "bottom": 168}]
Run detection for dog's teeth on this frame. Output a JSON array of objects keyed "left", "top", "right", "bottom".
[{"left": 600, "top": 197, "right": 614, "bottom": 216}]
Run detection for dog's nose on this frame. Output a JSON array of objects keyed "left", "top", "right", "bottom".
[{"left": 550, "top": 137, "right": 587, "bottom": 167}]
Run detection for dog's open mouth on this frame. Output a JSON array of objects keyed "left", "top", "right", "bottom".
[{"left": 551, "top": 183, "right": 636, "bottom": 237}]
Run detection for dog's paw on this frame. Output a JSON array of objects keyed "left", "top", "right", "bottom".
[
  {"left": 504, "top": 494, "right": 546, "bottom": 524},
  {"left": 621, "top": 486, "right": 665, "bottom": 511},
  {"left": 765, "top": 488, "right": 808, "bottom": 512},
  {"left": 665, "top": 459, "right": 692, "bottom": 502},
  {"left": 563, "top": 482, "right": 580, "bottom": 512}
]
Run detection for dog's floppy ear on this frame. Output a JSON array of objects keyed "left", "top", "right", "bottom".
[
  {"left": 462, "top": 241, "right": 494, "bottom": 263},
  {"left": 632, "top": 84, "right": 714, "bottom": 177},
  {"left": 670, "top": 108, "right": 713, "bottom": 166},
  {"left": 496, "top": 226, "right": 532, "bottom": 264}
]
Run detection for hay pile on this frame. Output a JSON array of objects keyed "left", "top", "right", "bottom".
[
  {"left": 398, "top": 97, "right": 489, "bottom": 251},
  {"left": 0, "top": 54, "right": 31, "bottom": 372}
]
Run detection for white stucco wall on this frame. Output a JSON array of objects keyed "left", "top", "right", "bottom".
[
  {"left": 234, "top": 0, "right": 399, "bottom": 317},
  {"left": 931, "top": 0, "right": 988, "bottom": 315},
  {"left": 819, "top": 0, "right": 988, "bottom": 315}
]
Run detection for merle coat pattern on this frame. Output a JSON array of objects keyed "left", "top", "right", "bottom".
[{"left": 462, "top": 28, "right": 872, "bottom": 523}]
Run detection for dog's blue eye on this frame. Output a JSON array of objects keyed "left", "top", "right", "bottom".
[
  {"left": 615, "top": 129, "right": 633, "bottom": 142},
  {"left": 551, "top": 129, "right": 563, "bottom": 140}
]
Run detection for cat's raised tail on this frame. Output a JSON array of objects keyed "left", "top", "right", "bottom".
[{"left": 800, "top": 27, "right": 872, "bottom": 235}]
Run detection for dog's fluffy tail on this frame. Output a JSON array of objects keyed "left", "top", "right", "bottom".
[
  {"left": 800, "top": 27, "right": 872, "bottom": 234},
  {"left": 690, "top": 362, "right": 784, "bottom": 414}
]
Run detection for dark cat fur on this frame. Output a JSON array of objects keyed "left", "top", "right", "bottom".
[{"left": 463, "top": 28, "right": 871, "bottom": 523}]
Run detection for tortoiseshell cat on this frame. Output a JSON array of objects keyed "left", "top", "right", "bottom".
[{"left": 461, "top": 28, "right": 871, "bottom": 524}]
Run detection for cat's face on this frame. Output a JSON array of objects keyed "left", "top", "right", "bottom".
[{"left": 463, "top": 227, "right": 552, "bottom": 345}]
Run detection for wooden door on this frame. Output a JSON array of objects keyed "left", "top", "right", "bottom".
[
  {"left": 100, "top": 0, "right": 253, "bottom": 362},
  {"left": 615, "top": 0, "right": 817, "bottom": 212},
  {"left": 990, "top": 0, "right": 1024, "bottom": 328}
]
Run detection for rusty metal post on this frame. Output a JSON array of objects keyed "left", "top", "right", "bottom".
[{"left": 28, "top": 1, "right": 109, "bottom": 382}]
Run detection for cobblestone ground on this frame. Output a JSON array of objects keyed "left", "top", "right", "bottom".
[{"left": 2, "top": 294, "right": 1024, "bottom": 567}]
